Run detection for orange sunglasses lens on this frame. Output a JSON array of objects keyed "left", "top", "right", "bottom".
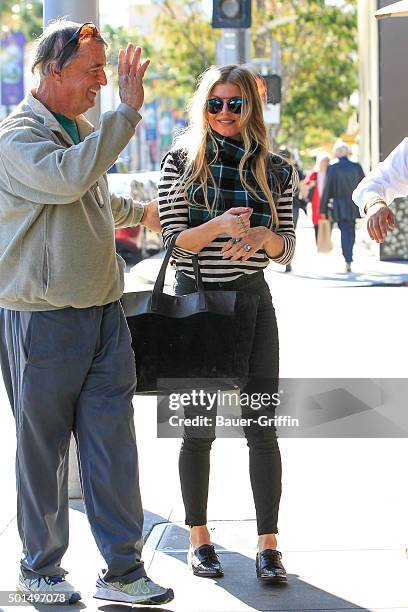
[{"left": 79, "top": 24, "right": 99, "bottom": 41}]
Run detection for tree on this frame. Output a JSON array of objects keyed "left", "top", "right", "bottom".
[
  {"left": 153, "top": 0, "right": 358, "bottom": 152},
  {"left": 149, "top": 0, "right": 220, "bottom": 102},
  {"left": 0, "top": 0, "right": 358, "bottom": 154},
  {"left": 251, "top": 0, "right": 358, "bottom": 152},
  {"left": 0, "top": 0, "right": 42, "bottom": 41}
]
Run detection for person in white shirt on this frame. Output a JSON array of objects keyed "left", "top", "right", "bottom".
[{"left": 351, "top": 139, "right": 406, "bottom": 242}]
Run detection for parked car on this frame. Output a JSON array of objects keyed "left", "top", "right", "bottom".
[{"left": 107, "top": 171, "right": 163, "bottom": 266}]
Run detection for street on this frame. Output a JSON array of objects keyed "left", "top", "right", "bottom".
[{"left": 1, "top": 221, "right": 408, "bottom": 611}]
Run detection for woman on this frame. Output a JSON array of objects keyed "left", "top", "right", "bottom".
[
  {"left": 305, "top": 152, "right": 330, "bottom": 242},
  {"left": 158, "top": 65, "right": 295, "bottom": 583}
]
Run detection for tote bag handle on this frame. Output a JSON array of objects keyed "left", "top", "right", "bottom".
[{"left": 151, "top": 233, "right": 206, "bottom": 311}]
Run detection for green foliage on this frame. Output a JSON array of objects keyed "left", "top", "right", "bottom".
[
  {"left": 0, "top": 0, "right": 358, "bottom": 153},
  {"left": 103, "top": 25, "right": 143, "bottom": 85},
  {"left": 154, "top": 0, "right": 358, "bottom": 152},
  {"left": 93, "top": 3, "right": 217, "bottom": 110},
  {"left": 252, "top": 0, "right": 358, "bottom": 151},
  {"left": 150, "top": 0, "right": 219, "bottom": 102},
  {"left": 0, "top": 0, "right": 42, "bottom": 41}
]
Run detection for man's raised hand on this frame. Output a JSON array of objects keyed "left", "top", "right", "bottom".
[{"left": 118, "top": 44, "right": 150, "bottom": 112}]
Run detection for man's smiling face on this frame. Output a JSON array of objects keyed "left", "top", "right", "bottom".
[{"left": 58, "top": 39, "right": 107, "bottom": 117}]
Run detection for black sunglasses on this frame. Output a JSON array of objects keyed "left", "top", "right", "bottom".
[
  {"left": 55, "top": 22, "right": 99, "bottom": 69},
  {"left": 207, "top": 97, "right": 243, "bottom": 115}
]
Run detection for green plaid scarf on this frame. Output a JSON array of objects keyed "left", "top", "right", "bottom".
[{"left": 183, "top": 132, "right": 291, "bottom": 229}]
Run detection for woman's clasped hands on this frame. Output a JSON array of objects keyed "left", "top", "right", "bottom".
[
  {"left": 219, "top": 205, "right": 272, "bottom": 262},
  {"left": 217, "top": 206, "right": 252, "bottom": 238},
  {"left": 222, "top": 226, "right": 271, "bottom": 261}
]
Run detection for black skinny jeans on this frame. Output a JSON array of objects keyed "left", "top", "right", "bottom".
[{"left": 174, "top": 270, "right": 282, "bottom": 535}]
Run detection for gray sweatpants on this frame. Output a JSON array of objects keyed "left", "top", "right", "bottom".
[{"left": 0, "top": 301, "right": 146, "bottom": 583}]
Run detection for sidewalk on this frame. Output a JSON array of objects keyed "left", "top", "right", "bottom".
[
  {"left": 125, "top": 216, "right": 408, "bottom": 291},
  {"left": 1, "top": 220, "right": 408, "bottom": 611},
  {"left": 1, "top": 403, "right": 408, "bottom": 611}
]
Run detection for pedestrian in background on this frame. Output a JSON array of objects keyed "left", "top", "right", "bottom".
[
  {"left": 305, "top": 152, "right": 330, "bottom": 243},
  {"left": 159, "top": 64, "right": 295, "bottom": 584},
  {"left": 319, "top": 142, "right": 365, "bottom": 272},
  {"left": 0, "top": 19, "right": 173, "bottom": 606}
]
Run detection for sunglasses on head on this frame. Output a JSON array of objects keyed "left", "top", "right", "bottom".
[
  {"left": 55, "top": 22, "right": 100, "bottom": 69},
  {"left": 207, "top": 97, "right": 243, "bottom": 115}
]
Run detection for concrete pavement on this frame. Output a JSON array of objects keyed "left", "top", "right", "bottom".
[
  {"left": 1, "top": 220, "right": 408, "bottom": 611},
  {"left": 126, "top": 215, "right": 408, "bottom": 290}
]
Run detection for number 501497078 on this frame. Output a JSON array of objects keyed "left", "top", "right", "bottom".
[{"left": 6, "top": 591, "right": 68, "bottom": 604}]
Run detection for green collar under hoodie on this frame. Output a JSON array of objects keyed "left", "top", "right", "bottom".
[
  {"left": 52, "top": 112, "right": 81, "bottom": 145},
  {"left": 0, "top": 91, "right": 144, "bottom": 311}
]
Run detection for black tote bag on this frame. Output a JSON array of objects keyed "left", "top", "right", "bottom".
[{"left": 121, "top": 235, "right": 260, "bottom": 394}]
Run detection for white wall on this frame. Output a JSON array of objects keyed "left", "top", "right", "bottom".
[{"left": 357, "top": 0, "right": 380, "bottom": 172}]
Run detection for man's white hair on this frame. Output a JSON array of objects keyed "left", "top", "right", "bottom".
[
  {"left": 31, "top": 18, "right": 107, "bottom": 77},
  {"left": 333, "top": 141, "right": 349, "bottom": 158}
]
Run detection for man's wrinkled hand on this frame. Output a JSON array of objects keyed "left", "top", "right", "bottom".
[
  {"left": 141, "top": 200, "right": 161, "bottom": 233},
  {"left": 366, "top": 204, "right": 395, "bottom": 243},
  {"left": 118, "top": 44, "right": 150, "bottom": 112}
]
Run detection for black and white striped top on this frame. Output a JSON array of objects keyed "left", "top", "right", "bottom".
[{"left": 158, "top": 151, "right": 296, "bottom": 283}]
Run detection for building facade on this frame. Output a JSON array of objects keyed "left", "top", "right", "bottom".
[{"left": 358, "top": 0, "right": 408, "bottom": 260}]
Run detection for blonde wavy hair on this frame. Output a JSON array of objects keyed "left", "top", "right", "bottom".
[{"left": 173, "top": 65, "right": 283, "bottom": 227}]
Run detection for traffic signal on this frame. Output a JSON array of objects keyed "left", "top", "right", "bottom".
[
  {"left": 263, "top": 74, "right": 282, "bottom": 104},
  {"left": 212, "top": 0, "right": 252, "bottom": 29}
]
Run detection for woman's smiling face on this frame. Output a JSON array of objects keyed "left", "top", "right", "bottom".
[{"left": 207, "top": 83, "right": 243, "bottom": 140}]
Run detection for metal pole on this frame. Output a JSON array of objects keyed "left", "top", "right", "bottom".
[
  {"left": 216, "top": 29, "right": 250, "bottom": 65},
  {"left": 221, "top": 30, "right": 239, "bottom": 64},
  {"left": 43, "top": 0, "right": 100, "bottom": 126},
  {"left": 237, "top": 28, "right": 250, "bottom": 64},
  {"left": 43, "top": 0, "right": 100, "bottom": 499},
  {"left": 271, "top": 38, "right": 281, "bottom": 74}
]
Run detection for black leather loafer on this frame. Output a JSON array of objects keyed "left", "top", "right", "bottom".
[
  {"left": 187, "top": 544, "right": 224, "bottom": 578},
  {"left": 256, "top": 549, "right": 287, "bottom": 583}
]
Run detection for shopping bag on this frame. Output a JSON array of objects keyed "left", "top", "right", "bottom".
[
  {"left": 317, "top": 219, "right": 333, "bottom": 253},
  {"left": 121, "top": 235, "right": 259, "bottom": 393}
]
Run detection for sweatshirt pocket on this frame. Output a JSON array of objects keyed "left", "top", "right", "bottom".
[{"left": 42, "top": 244, "right": 50, "bottom": 296}]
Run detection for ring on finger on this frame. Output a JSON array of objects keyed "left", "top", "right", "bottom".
[
  {"left": 230, "top": 238, "right": 240, "bottom": 244},
  {"left": 243, "top": 243, "right": 251, "bottom": 253}
]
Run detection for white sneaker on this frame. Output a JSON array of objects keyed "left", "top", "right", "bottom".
[
  {"left": 94, "top": 575, "right": 174, "bottom": 605},
  {"left": 18, "top": 574, "right": 81, "bottom": 604}
]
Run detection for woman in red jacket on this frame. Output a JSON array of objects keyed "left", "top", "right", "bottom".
[{"left": 306, "top": 153, "right": 330, "bottom": 242}]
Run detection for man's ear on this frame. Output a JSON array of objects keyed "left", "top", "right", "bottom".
[{"left": 49, "top": 61, "right": 62, "bottom": 82}]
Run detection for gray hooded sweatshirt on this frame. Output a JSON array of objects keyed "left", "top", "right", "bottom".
[{"left": 0, "top": 91, "right": 144, "bottom": 311}]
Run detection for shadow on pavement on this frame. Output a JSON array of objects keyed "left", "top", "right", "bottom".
[
  {"left": 69, "top": 500, "right": 168, "bottom": 542},
  {"left": 279, "top": 269, "right": 408, "bottom": 287},
  {"left": 152, "top": 522, "right": 370, "bottom": 611},
  {"left": 98, "top": 606, "right": 174, "bottom": 612},
  {"left": 28, "top": 603, "right": 86, "bottom": 612},
  {"left": 26, "top": 602, "right": 173, "bottom": 612}
]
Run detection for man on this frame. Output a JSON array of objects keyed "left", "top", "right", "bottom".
[
  {"left": 352, "top": 141, "right": 401, "bottom": 243},
  {"left": 0, "top": 20, "right": 173, "bottom": 606},
  {"left": 319, "top": 143, "right": 365, "bottom": 272}
]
